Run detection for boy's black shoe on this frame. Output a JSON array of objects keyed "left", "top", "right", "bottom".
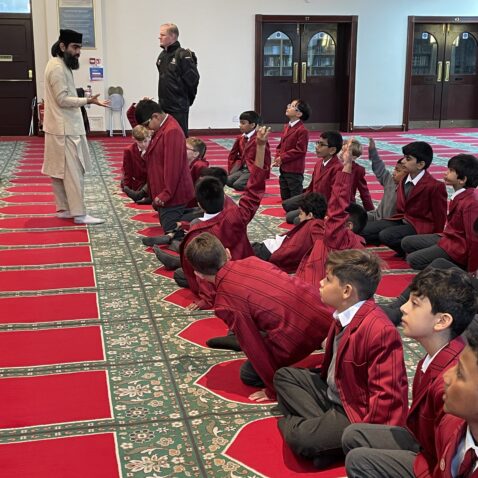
[
  {"left": 142, "top": 235, "right": 172, "bottom": 246},
  {"left": 168, "top": 240, "right": 181, "bottom": 253},
  {"left": 124, "top": 186, "right": 145, "bottom": 202},
  {"left": 206, "top": 334, "right": 242, "bottom": 352},
  {"left": 153, "top": 246, "right": 181, "bottom": 270}
]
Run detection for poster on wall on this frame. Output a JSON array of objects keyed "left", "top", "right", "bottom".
[{"left": 58, "top": 0, "right": 96, "bottom": 49}]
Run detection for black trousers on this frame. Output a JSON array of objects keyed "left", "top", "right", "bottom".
[
  {"left": 274, "top": 367, "right": 351, "bottom": 460},
  {"left": 167, "top": 110, "right": 189, "bottom": 137},
  {"left": 360, "top": 219, "right": 416, "bottom": 254},
  {"left": 251, "top": 242, "right": 272, "bottom": 261},
  {"left": 401, "top": 233, "right": 455, "bottom": 270},
  {"left": 159, "top": 204, "right": 186, "bottom": 234},
  {"left": 279, "top": 171, "right": 304, "bottom": 201}
]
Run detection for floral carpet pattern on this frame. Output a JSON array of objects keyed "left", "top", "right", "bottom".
[{"left": 0, "top": 129, "right": 477, "bottom": 477}]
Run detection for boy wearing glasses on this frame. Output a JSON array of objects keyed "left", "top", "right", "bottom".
[
  {"left": 283, "top": 131, "right": 343, "bottom": 224},
  {"left": 273, "top": 99, "right": 311, "bottom": 201},
  {"left": 134, "top": 99, "right": 194, "bottom": 239}
]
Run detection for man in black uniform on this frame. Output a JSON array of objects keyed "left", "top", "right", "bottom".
[{"left": 156, "top": 23, "right": 199, "bottom": 137}]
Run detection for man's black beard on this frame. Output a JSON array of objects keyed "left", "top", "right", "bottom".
[{"left": 63, "top": 52, "right": 80, "bottom": 70}]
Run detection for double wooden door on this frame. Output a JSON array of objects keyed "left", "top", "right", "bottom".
[
  {"left": 409, "top": 22, "right": 478, "bottom": 128},
  {"left": 256, "top": 16, "right": 357, "bottom": 131}
]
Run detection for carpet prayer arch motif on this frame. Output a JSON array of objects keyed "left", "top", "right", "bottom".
[{"left": 0, "top": 129, "right": 470, "bottom": 476}]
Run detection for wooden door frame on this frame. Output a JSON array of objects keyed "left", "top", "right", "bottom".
[
  {"left": 403, "top": 16, "right": 478, "bottom": 130},
  {"left": 255, "top": 15, "right": 358, "bottom": 132}
]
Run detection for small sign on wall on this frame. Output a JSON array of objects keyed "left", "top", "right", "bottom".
[{"left": 89, "top": 67, "right": 103, "bottom": 81}]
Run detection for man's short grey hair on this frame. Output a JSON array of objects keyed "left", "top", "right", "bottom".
[{"left": 161, "top": 23, "right": 179, "bottom": 37}]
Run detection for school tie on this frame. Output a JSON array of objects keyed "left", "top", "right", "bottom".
[
  {"left": 240, "top": 135, "right": 247, "bottom": 154},
  {"left": 404, "top": 181, "right": 414, "bottom": 198},
  {"left": 334, "top": 319, "right": 343, "bottom": 335},
  {"left": 458, "top": 448, "right": 477, "bottom": 478}
]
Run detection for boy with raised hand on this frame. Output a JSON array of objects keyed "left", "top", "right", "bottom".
[
  {"left": 402, "top": 153, "right": 478, "bottom": 271},
  {"left": 436, "top": 323, "right": 478, "bottom": 478},
  {"left": 274, "top": 249, "right": 408, "bottom": 470},
  {"left": 227, "top": 110, "right": 271, "bottom": 191},
  {"left": 296, "top": 138, "right": 367, "bottom": 287},
  {"left": 184, "top": 232, "right": 333, "bottom": 399},
  {"left": 273, "top": 99, "right": 311, "bottom": 201},
  {"left": 343, "top": 267, "right": 478, "bottom": 478},
  {"left": 361, "top": 141, "right": 447, "bottom": 255}
]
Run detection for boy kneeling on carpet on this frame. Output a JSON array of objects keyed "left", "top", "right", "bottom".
[
  {"left": 273, "top": 248, "right": 408, "bottom": 470},
  {"left": 184, "top": 231, "right": 333, "bottom": 400}
]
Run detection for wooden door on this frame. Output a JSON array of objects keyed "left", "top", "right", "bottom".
[
  {"left": 261, "top": 23, "right": 301, "bottom": 125},
  {"left": 0, "top": 15, "right": 36, "bottom": 135},
  {"left": 441, "top": 24, "right": 478, "bottom": 127},
  {"left": 409, "top": 24, "right": 446, "bottom": 128}
]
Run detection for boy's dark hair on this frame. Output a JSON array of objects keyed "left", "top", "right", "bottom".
[
  {"left": 195, "top": 176, "right": 225, "bottom": 213},
  {"left": 325, "top": 249, "right": 382, "bottom": 300},
  {"left": 402, "top": 141, "right": 433, "bottom": 169},
  {"left": 465, "top": 321, "right": 478, "bottom": 364},
  {"left": 410, "top": 268, "right": 478, "bottom": 339},
  {"left": 134, "top": 99, "right": 164, "bottom": 125},
  {"left": 187, "top": 137, "right": 207, "bottom": 159},
  {"left": 239, "top": 111, "right": 260, "bottom": 126},
  {"left": 185, "top": 232, "right": 227, "bottom": 275},
  {"left": 298, "top": 192, "right": 327, "bottom": 219},
  {"left": 447, "top": 154, "right": 478, "bottom": 188},
  {"left": 321, "top": 131, "right": 343, "bottom": 155},
  {"left": 293, "top": 99, "right": 311, "bottom": 122},
  {"left": 345, "top": 203, "right": 368, "bottom": 233},
  {"left": 200, "top": 167, "right": 228, "bottom": 187}
]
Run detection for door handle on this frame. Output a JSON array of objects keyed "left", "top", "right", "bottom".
[
  {"left": 444, "top": 61, "right": 450, "bottom": 82},
  {"left": 0, "top": 79, "right": 33, "bottom": 82},
  {"left": 301, "top": 62, "right": 307, "bottom": 83},
  {"left": 437, "top": 61, "right": 443, "bottom": 82},
  {"left": 293, "top": 62, "right": 298, "bottom": 83}
]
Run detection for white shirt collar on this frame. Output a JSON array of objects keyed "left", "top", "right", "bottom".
[
  {"left": 451, "top": 188, "right": 466, "bottom": 200},
  {"left": 199, "top": 212, "right": 220, "bottom": 222},
  {"left": 333, "top": 300, "right": 366, "bottom": 328},
  {"left": 289, "top": 119, "right": 300, "bottom": 127},
  {"left": 244, "top": 129, "right": 256, "bottom": 141},
  {"left": 453, "top": 427, "right": 478, "bottom": 476},
  {"left": 405, "top": 169, "right": 425, "bottom": 186},
  {"left": 421, "top": 343, "right": 448, "bottom": 373},
  {"left": 322, "top": 157, "right": 333, "bottom": 167},
  {"left": 159, "top": 114, "right": 169, "bottom": 129}
]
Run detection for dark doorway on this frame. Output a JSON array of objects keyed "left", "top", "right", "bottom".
[
  {"left": 255, "top": 15, "right": 357, "bottom": 132},
  {"left": 0, "top": 13, "right": 37, "bottom": 136},
  {"left": 404, "top": 17, "right": 478, "bottom": 129}
]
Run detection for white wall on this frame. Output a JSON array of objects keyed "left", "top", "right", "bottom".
[{"left": 32, "top": 0, "right": 478, "bottom": 130}]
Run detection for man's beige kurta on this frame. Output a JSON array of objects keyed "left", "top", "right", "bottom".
[{"left": 42, "top": 57, "right": 90, "bottom": 178}]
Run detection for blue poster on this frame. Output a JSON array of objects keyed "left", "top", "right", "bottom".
[{"left": 89, "top": 67, "right": 103, "bottom": 81}]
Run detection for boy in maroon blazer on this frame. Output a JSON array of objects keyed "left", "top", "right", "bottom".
[
  {"left": 343, "top": 267, "right": 478, "bottom": 478},
  {"left": 360, "top": 141, "right": 447, "bottom": 255},
  {"left": 283, "top": 131, "right": 343, "bottom": 224},
  {"left": 296, "top": 142, "right": 367, "bottom": 287},
  {"left": 252, "top": 192, "right": 326, "bottom": 273},
  {"left": 134, "top": 99, "right": 194, "bottom": 238},
  {"left": 338, "top": 139, "right": 374, "bottom": 211},
  {"left": 122, "top": 125, "right": 151, "bottom": 203},
  {"left": 184, "top": 232, "right": 333, "bottom": 399},
  {"left": 435, "top": 324, "right": 478, "bottom": 478},
  {"left": 402, "top": 154, "right": 478, "bottom": 271},
  {"left": 227, "top": 110, "right": 271, "bottom": 191},
  {"left": 274, "top": 248, "right": 408, "bottom": 470},
  {"left": 273, "top": 99, "right": 311, "bottom": 200}
]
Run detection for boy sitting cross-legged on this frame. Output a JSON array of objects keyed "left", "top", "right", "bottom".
[
  {"left": 273, "top": 249, "right": 408, "bottom": 470},
  {"left": 343, "top": 267, "right": 478, "bottom": 478},
  {"left": 184, "top": 232, "right": 333, "bottom": 400},
  {"left": 252, "top": 192, "right": 327, "bottom": 274}
]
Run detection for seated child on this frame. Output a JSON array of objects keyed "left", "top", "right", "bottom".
[
  {"left": 296, "top": 140, "right": 368, "bottom": 286},
  {"left": 227, "top": 110, "right": 271, "bottom": 191},
  {"left": 184, "top": 232, "right": 333, "bottom": 399},
  {"left": 273, "top": 99, "right": 311, "bottom": 201},
  {"left": 343, "top": 267, "right": 478, "bottom": 478},
  {"left": 402, "top": 153, "right": 478, "bottom": 270},
  {"left": 359, "top": 141, "right": 447, "bottom": 255},
  {"left": 156, "top": 126, "right": 270, "bottom": 310},
  {"left": 338, "top": 139, "right": 374, "bottom": 211},
  {"left": 122, "top": 125, "right": 151, "bottom": 203},
  {"left": 283, "top": 131, "right": 343, "bottom": 224},
  {"left": 435, "top": 322, "right": 478, "bottom": 478},
  {"left": 274, "top": 249, "right": 408, "bottom": 469},
  {"left": 252, "top": 192, "right": 326, "bottom": 274},
  {"left": 363, "top": 137, "right": 408, "bottom": 224}
]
